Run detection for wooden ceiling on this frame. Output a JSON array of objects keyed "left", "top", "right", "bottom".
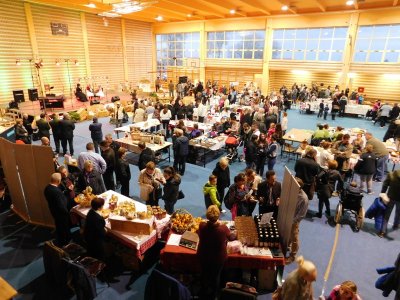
[{"left": 26, "top": 0, "right": 399, "bottom": 23}]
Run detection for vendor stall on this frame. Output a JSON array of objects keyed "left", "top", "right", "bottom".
[
  {"left": 281, "top": 128, "right": 314, "bottom": 160},
  {"left": 169, "top": 120, "right": 212, "bottom": 133},
  {"left": 189, "top": 135, "right": 228, "bottom": 167},
  {"left": 115, "top": 119, "right": 161, "bottom": 133}
]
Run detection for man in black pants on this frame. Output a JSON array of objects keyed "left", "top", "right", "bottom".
[
  {"left": 317, "top": 100, "right": 324, "bottom": 118},
  {"left": 44, "top": 173, "right": 70, "bottom": 246},
  {"left": 60, "top": 113, "right": 75, "bottom": 156},
  {"left": 100, "top": 140, "right": 115, "bottom": 191}
]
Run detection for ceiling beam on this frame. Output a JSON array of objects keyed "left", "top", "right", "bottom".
[
  {"left": 354, "top": 1, "right": 359, "bottom": 9},
  {"left": 239, "top": 0, "right": 271, "bottom": 15},
  {"left": 315, "top": 0, "right": 326, "bottom": 12},
  {"left": 197, "top": 0, "right": 247, "bottom": 17},
  {"left": 160, "top": 0, "right": 225, "bottom": 18},
  {"left": 394, "top": 0, "right": 399, "bottom": 6}
]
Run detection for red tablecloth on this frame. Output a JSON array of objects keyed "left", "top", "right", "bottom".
[{"left": 160, "top": 244, "right": 285, "bottom": 273}]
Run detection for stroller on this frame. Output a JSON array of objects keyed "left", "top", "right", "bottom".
[
  {"left": 225, "top": 134, "right": 243, "bottom": 164},
  {"left": 335, "top": 183, "right": 365, "bottom": 231}
]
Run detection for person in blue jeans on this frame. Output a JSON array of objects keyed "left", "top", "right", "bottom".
[
  {"left": 365, "top": 132, "right": 389, "bottom": 182},
  {"left": 266, "top": 134, "right": 279, "bottom": 171}
]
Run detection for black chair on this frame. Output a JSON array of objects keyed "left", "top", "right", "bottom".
[{"left": 145, "top": 269, "right": 191, "bottom": 300}]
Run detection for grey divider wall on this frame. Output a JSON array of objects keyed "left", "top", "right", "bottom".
[
  {"left": 0, "top": 138, "right": 54, "bottom": 227},
  {"left": 277, "top": 167, "right": 300, "bottom": 256},
  {"left": 0, "top": 138, "right": 29, "bottom": 221}
]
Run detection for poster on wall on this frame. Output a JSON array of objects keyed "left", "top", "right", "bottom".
[{"left": 139, "top": 83, "right": 151, "bottom": 93}]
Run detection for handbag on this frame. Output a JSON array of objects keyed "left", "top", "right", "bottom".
[{"left": 178, "top": 190, "right": 185, "bottom": 200}]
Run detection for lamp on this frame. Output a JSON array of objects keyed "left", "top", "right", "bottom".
[
  {"left": 74, "top": 60, "right": 79, "bottom": 66},
  {"left": 55, "top": 59, "right": 60, "bottom": 66},
  {"left": 16, "top": 59, "right": 21, "bottom": 66}
]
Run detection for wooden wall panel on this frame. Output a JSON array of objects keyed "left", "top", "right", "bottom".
[
  {"left": 125, "top": 19, "right": 152, "bottom": 86},
  {"left": 0, "top": 0, "right": 33, "bottom": 105},
  {"left": 85, "top": 14, "right": 124, "bottom": 92},
  {"left": 30, "top": 4, "right": 87, "bottom": 98},
  {"left": 0, "top": 138, "right": 29, "bottom": 221},
  {"left": 205, "top": 68, "right": 262, "bottom": 88}
]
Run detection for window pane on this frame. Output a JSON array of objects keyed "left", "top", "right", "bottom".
[
  {"left": 368, "top": 51, "right": 383, "bottom": 62},
  {"left": 244, "top": 51, "right": 253, "bottom": 59},
  {"left": 161, "top": 35, "right": 167, "bottom": 41},
  {"left": 175, "top": 33, "right": 183, "bottom": 41},
  {"left": 192, "top": 50, "right": 199, "bottom": 58},
  {"left": 296, "top": 29, "right": 308, "bottom": 39},
  {"left": 295, "top": 39, "right": 307, "bottom": 50},
  {"left": 332, "top": 39, "right": 346, "bottom": 50},
  {"left": 215, "top": 51, "right": 223, "bottom": 58},
  {"left": 207, "top": 41, "right": 214, "bottom": 49},
  {"left": 383, "top": 52, "right": 399, "bottom": 62},
  {"left": 283, "top": 39, "right": 294, "bottom": 50},
  {"left": 254, "top": 50, "right": 263, "bottom": 59},
  {"left": 234, "top": 40, "right": 244, "bottom": 50},
  {"left": 386, "top": 38, "right": 400, "bottom": 50},
  {"left": 373, "top": 25, "right": 390, "bottom": 37},
  {"left": 244, "top": 41, "right": 253, "bottom": 49},
  {"left": 192, "top": 32, "right": 200, "bottom": 40},
  {"left": 371, "top": 38, "right": 387, "bottom": 50},
  {"left": 184, "top": 41, "right": 191, "bottom": 49},
  {"left": 184, "top": 33, "right": 191, "bottom": 40},
  {"left": 156, "top": 35, "right": 161, "bottom": 42},
  {"left": 176, "top": 42, "right": 183, "bottom": 50},
  {"left": 284, "top": 29, "right": 296, "bottom": 39},
  {"left": 244, "top": 31, "right": 254, "bottom": 40},
  {"left": 389, "top": 25, "right": 400, "bottom": 37},
  {"left": 226, "top": 31, "right": 234, "bottom": 40},
  {"left": 225, "top": 50, "right": 233, "bottom": 58},
  {"left": 307, "top": 39, "right": 319, "bottom": 50},
  {"left": 273, "top": 40, "right": 283, "bottom": 50},
  {"left": 207, "top": 50, "right": 214, "bottom": 58},
  {"left": 168, "top": 50, "right": 175, "bottom": 57},
  {"left": 283, "top": 51, "right": 293, "bottom": 60},
  {"left": 308, "top": 28, "right": 320, "bottom": 39},
  {"left": 234, "top": 50, "right": 242, "bottom": 59},
  {"left": 208, "top": 32, "right": 215, "bottom": 40},
  {"left": 184, "top": 50, "right": 191, "bottom": 57},
  {"left": 319, "top": 39, "right": 332, "bottom": 50},
  {"left": 330, "top": 52, "right": 343, "bottom": 61},
  {"left": 216, "top": 32, "right": 224, "bottom": 40},
  {"left": 255, "top": 30, "right": 265, "bottom": 39},
  {"left": 216, "top": 41, "right": 224, "bottom": 50},
  {"left": 255, "top": 41, "right": 264, "bottom": 49},
  {"left": 356, "top": 39, "right": 370, "bottom": 51},
  {"left": 334, "top": 27, "right": 348, "bottom": 38},
  {"left": 168, "top": 34, "right": 175, "bottom": 41},
  {"left": 273, "top": 30, "right": 284, "bottom": 39},
  {"left": 272, "top": 50, "right": 281, "bottom": 59},
  {"left": 192, "top": 41, "right": 200, "bottom": 49},
  {"left": 234, "top": 31, "right": 244, "bottom": 40},
  {"left": 175, "top": 50, "right": 183, "bottom": 58},
  {"left": 358, "top": 26, "right": 373, "bottom": 38},
  {"left": 354, "top": 51, "right": 367, "bottom": 62},
  {"left": 321, "top": 28, "right": 333, "bottom": 38},
  {"left": 225, "top": 41, "right": 234, "bottom": 50},
  {"left": 318, "top": 51, "right": 329, "bottom": 61},
  {"left": 306, "top": 51, "right": 317, "bottom": 60},
  {"left": 293, "top": 51, "right": 305, "bottom": 60}
]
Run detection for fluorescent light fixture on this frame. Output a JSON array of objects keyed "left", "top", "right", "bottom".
[
  {"left": 383, "top": 74, "right": 400, "bottom": 80},
  {"left": 155, "top": 15, "right": 163, "bottom": 21},
  {"left": 230, "top": 9, "right": 236, "bottom": 14},
  {"left": 348, "top": 72, "right": 356, "bottom": 78},
  {"left": 84, "top": 3, "right": 96, "bottom": 8},
  {"left": 16, "top": 59, "right": 21, "bottom": 66},
  {"left": 113, "top": 2, "right": 144, "bottom": 14},
  {"left": 292, "top": 70, "right": 309, "bottom": 75},
  {"left": 98, "top": 12, "right": 121, "bottom": 18},
  {"left": 55, "top": 59, "right": 60, "bottom": 66},
  {"left": 281, "top": 5, "right": 289, "bottom": 11},
  {"left": 74, "top": 60, "right": 79, "bottom": 66},
  {"left": 346, "top": 0, "right": 354, "bottom": 5},
  {"left": 187, "top": 14, "right": 192, "bottom": 17}
]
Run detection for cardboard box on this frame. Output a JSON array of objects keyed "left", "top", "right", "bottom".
[
  {"left": 109, "top": 216, "right": 154, "bottom": 235},
  {"left": 76, "top": 108, "right": 88, "bottom": 121},
  {"left": 97, "top": 110, "right": 109, "bottom": 118}
]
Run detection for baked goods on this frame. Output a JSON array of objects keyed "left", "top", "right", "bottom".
[
  {"left": 100, "top": 209, "right": 110, "bottom": 219},
  {"left": 74, "top": 186, "right": 96, "bottom": 207},
  {"left": 109, "top": 194, "right": 119, "bottom": 210},
  {"left": 190, "top": 217, "right": 204, "bottom": 233},
  {"left": 171, "top": 212, "right": 193, "bottom": 234}
]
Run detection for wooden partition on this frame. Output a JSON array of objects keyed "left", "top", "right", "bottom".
[
  {"left": 277, "top": 167, "right": 300, "bottom": 255},
  {"left": 0, "top": 138, "right": 54, "bottom": 227}
]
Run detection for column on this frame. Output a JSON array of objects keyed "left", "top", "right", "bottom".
[
  {"left": 121, "top": 19, "right": 129, "bottom": 82},
  {"left": 199, "top": 21, "right": 206, "bottom": 83},
  {"left": 261, "top": 18, "right": 272, "bottom": 96},
  {"left": 80, "top": 12, "right": 91, "bottom": 78}
]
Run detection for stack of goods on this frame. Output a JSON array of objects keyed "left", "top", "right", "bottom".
[
  {"left": 171, "top": 210, "right": 194, "bottom": 234},
  {"left": 76, "top": 108, "right": 88, "bottom": 121},
  {"left": 235, "top": 216, "right": 258, "bottom": 247},
  {"left": 254, "top": 215, "right": 280, "bottom": 249},
  {"left": 74, "top": 186, "right": 96, "bottom": 208},
  {"left": 148, "top": 205, "right": 167, "bottom": 220}
]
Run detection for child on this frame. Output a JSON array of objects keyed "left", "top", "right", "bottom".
[
  {"left": 327, "top": 280, "right": 362, "bottom": 300},
  {"left": 324, "top": 103, "right": 330, "bottom": 120}
]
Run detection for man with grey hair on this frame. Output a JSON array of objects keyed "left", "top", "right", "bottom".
[
  {"left": 44, "top": 173, "right": 70, "bottom": 246},
  {"left": 173, "top": 128, "right": 189, "bottom": 175}
]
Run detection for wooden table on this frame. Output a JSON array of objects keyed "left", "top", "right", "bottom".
[
  {"left": 189, "top": 135, "right": 228, "bottom": 167},
  {"left": 281, "top": 129, "right": 313, "bottom": 160},
  {"left": 115, "top": 119, "right": 161, "bottom": 133},
  {"left": 0, "top": 277, "right": 17, "bottom": 300}
]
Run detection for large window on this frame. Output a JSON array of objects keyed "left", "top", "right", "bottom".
[
  {"left": 354, "top": 24, "right": 400, "bottom": 63},
  {"left": 207, "top": 30, "right": 265, "bottom": 60},
  {"left": 156, "top": 32, "right": 200, "bottom": 78},
  {"left": 272, "top": 27, "right": 348, "bottom": 62}
]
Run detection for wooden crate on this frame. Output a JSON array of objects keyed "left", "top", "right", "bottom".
[{"left": 109, "top": 217, "right": 153, "bottom": 235}]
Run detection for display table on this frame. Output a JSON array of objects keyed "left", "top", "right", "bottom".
[
  {"left": 115, "top": 119, "right": 161, "bottom": 133},
  {"left": 282, "top": 128, "right": 313, "bottom": 143},
  {"left": 169, "top": 119, "right": 212, "bottom": 133},
  {"left": 71, "top": 191, "right": 170, "bottom": 257},
  {"left": 116, "top": 137, "right": 172, "bottom": 163},
  {"left": 189, "top": 135, "right": 228, "bottom": 167},
  {"left": 301, "top": 99, "right": 370, "bottom": 117}
]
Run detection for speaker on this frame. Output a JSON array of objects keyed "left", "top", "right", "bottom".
[
  {"left": 9, "top": 101, "right": 19, "bottom": 109},
  {"left": 111, "top": 96, "right": 120, "bottom": 102},
  {"left": 28, "top": 88, "right": 38, "bottom": 101},
  {"left": 13, "top": 90, "right": 25, "bottom": 103},
  {"left": 179, "top": 76, "right": 188, "bottom": 84}
]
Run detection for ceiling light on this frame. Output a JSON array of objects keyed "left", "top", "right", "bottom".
[
  {"left": 187, "top": 14, "right": 192, "bottom": 17},
  {"left": 113, "top": 2, "right": 144, "bottom": 14},
  {"left": 348, "top": 72, "right": 356, "bottom": 78},
  {"left": 98, "top": 12, "right": 121, "bottom": 18},
  {"left": 16, "top": 59, "right": 21, "bottom": 66},
  {"left": 55, "top": 59, "right": 60, "bottom": 66},
  {"left": 84, "top": 3, "right": 96, "bottom": 8},
  {"left": 281, "top": 5, "right": 289, "bottom": 11},
  {"left": 74, "top": 60, "right": 79, "bottom": 66},
  {"left": 346, "top": 0, "right": 354, "bottom": 5},
  {"left": 230, "top": 9, "right": 235, "bottom": 14},
  {"left": 155, "top": 15, "right": 163, "bottom": 21},
  {"left": 383, "top": 74, "right": 400, "bottom": 80}
]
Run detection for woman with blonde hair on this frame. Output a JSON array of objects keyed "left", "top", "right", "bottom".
[
  {"left": 274, "top": 256, "right": 317, "bottom": 300},
  {"left": 327, "top": 280, "right": 362, "bottom": 300},
  {"left": 138, "top": 161, "right": 165, "bottom": 205},
  {"left": 133, "top": 104, "right": 146, "bottom": 123}
]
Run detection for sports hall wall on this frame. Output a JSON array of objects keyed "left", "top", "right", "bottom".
[{"left": 0, "top": 0, "right": 152, "bottom": 106}]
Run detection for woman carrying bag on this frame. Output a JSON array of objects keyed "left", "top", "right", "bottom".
[
  {"left": 138, "top": 161, "right": 166, "bottom": 206},
  {"left": 161, "top": 166, "right": 181, "bottom": 214}
]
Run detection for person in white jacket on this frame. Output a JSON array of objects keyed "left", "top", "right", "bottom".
[{"left": 197, "top": 101, "right": 207, "bottom": 123}]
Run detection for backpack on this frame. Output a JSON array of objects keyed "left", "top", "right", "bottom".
[
  {"left": 224, "top": 185, "right": 235, "bottom": 210},
  {"left": 316, "top": 169, "right": 329, "bottom": 187}
]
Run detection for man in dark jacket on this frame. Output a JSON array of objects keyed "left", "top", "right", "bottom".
[
  {"left": 294, "top": 148, "right": 320, "bottom": 200},
  {"left": 59, "top": 113, "right": 75, "bottom": 156},
  {"left": 212, "top": 157, "right": 231, "bottom": 204},
  {"left": 84, "top": 197, "right": 106, "bottom": 260},
  {"left": 380, "top": 169, "right": 400, "bottom": 237},
  {"left": 245, "top": 134, "right": 258, "bottom": 169},
  {"left": 258, "top": 170, "right": 281, "bottom": 218},
  {"left": 173, "top": 128, "right": 189, "bottom": 175},
  {"left": 138, "top": 141, "right": 155, "bottom": 171},
  {"left": 317, "top": 100, "right": 324, "bottom": 118},
  {"left": 76, "top": 160, "right": 106, "bottom": 195},
  {"left": 49, "top": 113, "right": 62, "bottom": 153},
  {"left": 36, "top": 113, "right": 51, "bottom": 139},
  {"left": 339, "top": 96, "right": 347, "bottom": 117},
  {"left": 88, "top": 117, "right": 103, "bottom": 153},
  {"left": 44, "top": 173, "right": 70, "bottom": 246},
  {"left": 100, "top": 140, "right": 115, "bottom": 191}
]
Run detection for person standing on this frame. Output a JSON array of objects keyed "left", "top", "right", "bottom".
[
  {"left": 116, "top": 147, "right": 131, "bottom": 197},
  {"left": 168, "top": 80, "right": 174, "bottom": 98},
  {"left": 36, "top": 113, "right": 51, "bottom": 139},
  {"left": 203, "top": 175, "right": 222, "bottom": 211},
  {"left": 84, "top": 197, "right": 106, "bottom": 260},
  {"left": 76, "top": 161, "right": 106, "bottom": 195},
  {"left": 266, "top": 134, "right": 279, "bottom": 171},
  {"left": 197, "top": 100, "right": 207, "bottom": 123},
  {"left": 161, "top": 166, "right": 181, "bottom": 214},
  {"left": 331, "top": 98, "right": 340, "bottom": 120},
  {"left": 155, "top": 76, "right": 161, "bottom": 92},
  {"left": 114, "top": 103, "right": 124, "bottom": 129},
  {"left": 197, "top": 205, "right": 230, "bottom": 300},
  {"left": 258, "top": 170, "right": 281, "bottom": 219},
  {"left": 59, "top": 113, "right": 75, "bottom": 156},
  {"left": 44, "top": 173, "right": 70, "bottom": 247},
  {"left": 99, "top": 140, "right": 115, "bottom": 191},
  {"left": 225, "top": 173, "right": 255, "bottom": 218},
  {"left": 339, "top": 96, "right": 347, "bottom": 117},
  {"left": 286, "top": 177, "right": 310, "bottom": 264},
  {"left": 245, "top": 134, "right": 258, "bottom": 170},
  {"left": 354, "top": 145, "right": 377, "bottom": 194},
  {"left": 380, "top": 169, "right": 400, "bottom": 237},
  {"left": 88, "top": 117, "right": 103, "bottom": 153},
  {"left": 105, "top": 134, "right": 121, "bottom": 186},
  {"left": 281, "top": 111, "right": 288, "bottom": 135},
  {"left": 317, "top": 100, "right": 324, "bottom": 118},
  {"left": 138, "top": 161, "right": 165, "bottom": 206},
  {"left": 212, "top": 157, "right": 230, "bottom": 204},
  {"left": 365, "top": 132, "right": 389, "bottom": 182},
  {"left": 378, "top": 102, "right": 392, "bottom": 128},
  {"left": 22, "top": 113, "right": 33, "bottom": 137},
  {"left": 57, "top": 165, "right": 76, "bottom": 211},
  {"left": 295, "top": 148, "right": 320, "bottom": 200},
  {"left": 138, "top": 141, "right": 155, "bottom": 171},
  {"left": 49, "top": 114, "right": 61, "bottom": 153},
  {"left": 78, "top": 143, "right": 107, "bottom": 174},
  {"left": 160, "top": 105, "right": 172, "bottom": 138},
  {"left": 173, "top": 128, "right": 189, "bottom": 176}
]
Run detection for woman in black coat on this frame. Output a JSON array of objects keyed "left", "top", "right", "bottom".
[
  {"left": 76, "top": 161, "right": 106, "bottom": 195},
  {"left": 316, "top": 160, "right": 343, "bottom": 218},
  {"left": 355, "top": 144, "right": 377, "bottom": 194},
  {"left": 161, "top": 166, "right": 181, "bottom": 214},
  {"left": 212, "top": 157, "right": 231, "bottom": 202},
  {"left": 116, "top": 148, "right": 131, "bottom": 197},
  {"left": 256, "top": 133, "right": 268, "bottom": 176},
  {"left": 245, "top": 134, "right": 258, "bottom": 170},
  {"left": 84, "top": 197, "right": 106, "bottom": 260}
]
